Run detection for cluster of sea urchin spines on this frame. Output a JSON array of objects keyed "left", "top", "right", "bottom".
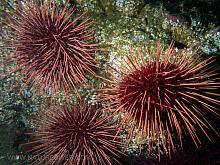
[
  {"left": 101, "top": 42, "right": 220, "bottom": 158},
  {"left": 25, "top": 103, "right": 125, "bottom": 165},
  {"left": 2, "top": 0, "right": 99, "bottom": 97}
]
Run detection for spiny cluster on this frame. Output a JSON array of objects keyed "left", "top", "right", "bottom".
[
  {"left": 101, "top": 42, "right": 220, "bottom": 158},
  {"left": 25, "top": 103, "right": 124, "bottom": 165},
  {"left": 1, "top": 0, "right": 98, "bottom": 96},
  {"left": 2, "top": 0, "right": 220, "bottom": 162}
]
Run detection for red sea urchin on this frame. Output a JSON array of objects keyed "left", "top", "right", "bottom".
[
  {"left": 1, "top": 0, "right": 98, "bottom": 96},
  {"left": 101, "top": 42, "right": 220, "bottom": 158},
  {"left": 24, "top": 103, "right": 125, "bottom": 165}
]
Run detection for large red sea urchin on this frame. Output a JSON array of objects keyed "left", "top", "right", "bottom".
[
  {"left": 1, "top": 0, "right": 98, "bottom": 96},
  {"left": 101, "top": 42, "right": 220, "bottom": 158}
]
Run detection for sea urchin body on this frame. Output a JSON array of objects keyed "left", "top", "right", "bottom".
[
  {"left": 25, "top": 103, "right": 124, "bottom": 165},
  {"left": 1, "top": 0, "right": 98, "bottom": 96},
  {"left": 101, "top": 42, "right": 220, "bottom": 157}
]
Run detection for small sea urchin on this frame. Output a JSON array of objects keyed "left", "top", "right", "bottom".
[
  {"left": 1, "top": 0, "right": 98, "bottom": 96},
  {"left": 25, "top": 103, "right": 124, "bottom": 165},
  {"left": 101, "top": 42, "right": 220, "bottom": 158}
]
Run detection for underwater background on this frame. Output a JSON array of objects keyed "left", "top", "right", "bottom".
[{"left": 0, "top": 0, "right": 220, "bottom": 164}]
